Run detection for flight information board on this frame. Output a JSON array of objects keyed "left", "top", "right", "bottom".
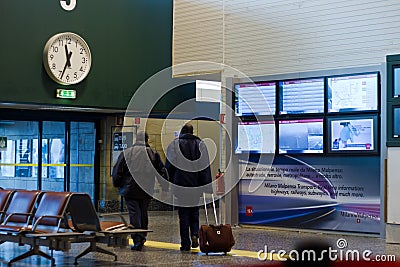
[
  {"left": 394, "top": 107, "right": 400, "bottom": 137},
  {"left": 235, "top": 82, "right": 276, "bottom": 116},
  {"left": 279, "top": 78, "right": 324, "bottom": 114}
]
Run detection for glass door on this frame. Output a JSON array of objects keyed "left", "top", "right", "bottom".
[
  {"left": 42, "top": 121, "right": 66, "bottom": 191},
  {"left": 0, "top": 121, "right": 39, "bottom": 190},
  {"left": 69, "top": 122, "right": 96, "bottom": 199},
  {"left": 1, "top": 119, "right": 96, "bottom": 199}
]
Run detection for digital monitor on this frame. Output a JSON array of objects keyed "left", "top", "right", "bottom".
[
  {"left": 278, "top": 118, "right": 324, "bottom": 154},
  {"left": 234, "top": 81, "right": 276, "bottom": 116},
  {"left": 327, "top": 115, "right": 378, "bottom": 154},
  {"left": 235, "top": 120, "right": 275, "bottom": 154},
  {"left": 279, "top": 78, "right": 324, "bottom": 114},
  {"left": 394, "top": 67, "right": 400, "bottom": 98},
  {"left": 393, "top": 107, "right": 400, "bottom": 138},
  {"left": 327, "top": 72, "right": 379, "bottom": 113}
]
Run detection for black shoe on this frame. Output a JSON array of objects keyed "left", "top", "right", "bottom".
[
  {"left": 191, "top": 235, "right": 199, "bottom": 248},
  {"left": 130, "top": 243, "right": 143, "bottom": 251},
  {"left": 180, "top": 246, "right": 190, "bottom": 252}
]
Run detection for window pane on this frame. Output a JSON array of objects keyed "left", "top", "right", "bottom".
[
  {"left": 70, "top": 122, "right": 95, "bottom": 199},
  {"left": 42, "top": 121, "right": 65, "bottom": 191},
  {"left": 0, "top": 140, "right": 15, "bottom": 177},
  {"left": 0, "top": 121, "right": 38, "bottom": 190}
]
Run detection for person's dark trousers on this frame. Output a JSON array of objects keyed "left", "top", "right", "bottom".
[
  {"left": 124, "top": 197, "right": 150, "bottom": 244},
  {"left": 178, "top": 206, "right": 199, "bottom": 249}
]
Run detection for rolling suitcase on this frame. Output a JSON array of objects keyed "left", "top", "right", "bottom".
[{"left": 199, "top": 193, "right": 235, "bottom": 255}]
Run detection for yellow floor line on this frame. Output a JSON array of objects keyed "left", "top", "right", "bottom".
[{"left": 130, "top": 239, "right": 281, "bottom": 260}]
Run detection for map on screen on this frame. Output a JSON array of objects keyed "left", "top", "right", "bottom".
[
  {"left": 327, "top": 73, "right": 378, "bottom": 113},
  {"left": 236, "top": 121, "right": 275, "bottom": 154}
]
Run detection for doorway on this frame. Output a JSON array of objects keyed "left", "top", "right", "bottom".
[{"left": 0, "top": 119, "right": 97, "bottom": 201}]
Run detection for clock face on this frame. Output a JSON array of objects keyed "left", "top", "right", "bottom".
[{"left": 43, "top": 32, "right": 92, "bottom": 85}]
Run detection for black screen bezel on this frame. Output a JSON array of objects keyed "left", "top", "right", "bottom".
[
  {"left": 326, "top": 114, "right": 379, "bottom": 155},
  {"left": 326, "top": 72, "right": 380, "bottom": 114},
  {"left": 278, "top": 117, "right": 324, "bottom": 155},
  {"left": 278, "top": 77, "right": 325, "bottom": 115},
  {"left": 234, "top": 81, "right": 277, "bottom": 117}
]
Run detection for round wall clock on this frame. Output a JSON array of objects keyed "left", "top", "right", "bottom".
[{"left": 43, "top": 32, "right": 92, "bottom": 85}]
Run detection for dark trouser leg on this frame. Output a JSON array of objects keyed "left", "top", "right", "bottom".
[
  {"left": 178, "top": 207, "right": 191, "bottom": 248},
  {"left": 139, "top": 199, "right": 150, "bottom": 240},
  {"left": 124, "top": 198, "right": 142, "bottom": 244},
  {"left": 189, "top": 206, "right": 200, "bottom": 237}
]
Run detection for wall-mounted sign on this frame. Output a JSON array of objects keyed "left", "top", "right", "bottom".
[
  {"left": 238, "top": 156, "right": 381, "bottom": 234},
  {"left": 113, "top": 132, "right": 134, "bottom": 151},
  {"left": 0, "top": 136, "right": 7, "bottom": 150},
  {"left": 110, "top": 126, "right": 137, "bottom": 175},
  {"left": 56, "top": 89, "right": 76, "bottom": 99}
]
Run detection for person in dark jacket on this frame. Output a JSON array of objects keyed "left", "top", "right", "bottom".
[
  {"left": 112, "top": 131, "right": 167, "bottom": 251},
  {"left": 165, "top": 123, "right": 212, "bottom": 251}
]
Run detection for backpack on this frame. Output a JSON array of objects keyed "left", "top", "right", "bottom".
[
  {"left": 111, "top": 146, "right": 159, "bottom": 197},
  {"left": 112, "top": 152, "right": 126, "bottom": 188}
]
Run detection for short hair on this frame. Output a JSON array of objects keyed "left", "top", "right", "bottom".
[
  {"left": 180, "top": 123, "right": 193, "bottom": 135},
  {"left": 136, "top": 131, "right": 149, "bottom": 143}
]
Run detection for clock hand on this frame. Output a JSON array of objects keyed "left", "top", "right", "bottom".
[
  {"left": 60, "top": 51, "right": 72, "bottom": 79},
  {"left": 65, "top": 45, "right": 72, "bottom": 67}
]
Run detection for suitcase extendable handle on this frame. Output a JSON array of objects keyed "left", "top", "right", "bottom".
[{"left": 203, "top": 192, "right": 219, "bottom": 225}]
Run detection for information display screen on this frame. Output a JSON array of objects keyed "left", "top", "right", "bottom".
[
  {"left": 328, "top": 115, "right": 378, "bottom": 153},
  {"left": 234, "top": 82, "right": 276, "bottom": 116},
  {"left": 394, "top": 67, "right": 400, "bottom": 98},
  {"left": 327, "top": 72, "right": 379, "bottom": 113},
  {"left": 235, "top": 120, "right": 275, "bottom": 154},
  {"left": 279, "top": 78, "right": 324, "bottom": 114},
  {"left": 278, "top": 119, "right": 324, "bottom": 154},
  {"left": 393, "top": 107, "right": 400, "bottom": 138}
]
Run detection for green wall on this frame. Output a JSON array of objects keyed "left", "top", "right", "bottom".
[{"left": 0, "top": 0, "right": 184, "bottom": 111}]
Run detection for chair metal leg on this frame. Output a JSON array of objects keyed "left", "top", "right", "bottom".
[
  {"left": 74, "top": 242, "right": 117, "bottom": 265},
  {"left": 74, "top": 245, "right": 92, "bottom": 265},
  {"left": 8, "top": 245, "right": 55, "bottom": 266},
  {"left": 95, "top": 246, "right": 117, "bottom": 261}
]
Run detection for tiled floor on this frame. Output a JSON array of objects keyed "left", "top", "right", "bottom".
[{"left": 0, "top": 210, "right": 399, "bottom": 266}]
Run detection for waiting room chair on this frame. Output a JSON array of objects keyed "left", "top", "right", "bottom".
[
  {"left": 0, "top": 191, "right": 72, "bottom": 266},
  {"left": 0, "top": 190, "right": 41, "bottom": 231},
  {"left": 67, "top": 193, "right": 151, "bottom": 264},
  {"left": 0, "top": 189, "right": 13, "bottom": 223}
]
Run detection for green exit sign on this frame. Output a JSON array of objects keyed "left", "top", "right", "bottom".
[{"left": 56, "top": 89, "right": 76, "bottom": 99}]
